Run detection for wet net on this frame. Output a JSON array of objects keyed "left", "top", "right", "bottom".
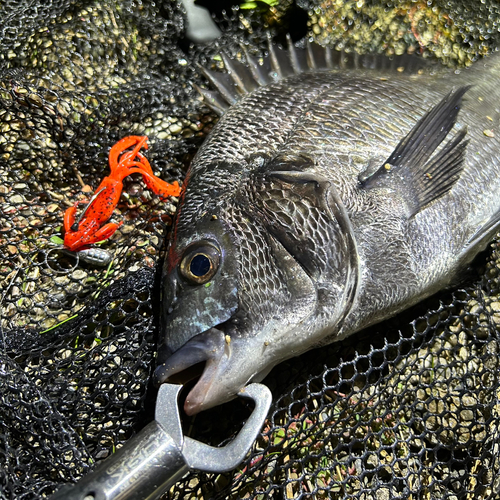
[{"left": 1, "top": 0, "right": 500, "bottom": 499}]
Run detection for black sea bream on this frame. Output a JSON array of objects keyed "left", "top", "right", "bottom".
[{"left": 154, "top": 39, "right": 500, "bottom": 414}]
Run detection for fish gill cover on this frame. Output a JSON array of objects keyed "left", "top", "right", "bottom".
[{"left": 1, "top": 0, "right": 500, "bottom": 499}]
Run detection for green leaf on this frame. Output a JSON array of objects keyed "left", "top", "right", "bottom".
[
  {"left": 240, "top": 0, "right": 278, "bottom": 8},
  {"left": 40, "top": 314, "right": 79, "bottom": 334},
  {"left": 50, "top": 235, "right": 64, "bottom": 245}
]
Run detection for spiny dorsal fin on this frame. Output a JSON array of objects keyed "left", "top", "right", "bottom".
[
  {"left": 267, "top": 33, "right": 294, "bottom": 78},
  {"left": 360, "top": 86, "right": 470, "bottom": 217},
  {"left": 192, "top": 84, "right": 230, "bottom": 115},
  {"left": 220, "top": 52, "right": 258, "bottom": 94},
  {"left": 196, "top": 64, "right": 240, "bottom": 106},
  {"left": 196, "top": 34, "right": 436, "bottom": 116}
]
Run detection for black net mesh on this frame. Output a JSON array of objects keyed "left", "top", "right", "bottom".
[{"left": 1, "top": 1, "right": 500, "bottom": 499}]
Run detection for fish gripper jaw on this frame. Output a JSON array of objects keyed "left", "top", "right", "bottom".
[{"left": 49, "top": 383, "right": 272, "bottom": 500}]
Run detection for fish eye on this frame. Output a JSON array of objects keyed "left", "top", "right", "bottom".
[{"left": 179, "top": 242, "right": 220, "bottom": 285}]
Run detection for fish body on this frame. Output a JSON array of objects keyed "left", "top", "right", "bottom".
[{"left": 155, "top": 43, "right": 500, "bottom": 414}]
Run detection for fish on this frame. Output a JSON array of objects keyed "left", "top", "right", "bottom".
[{"left": 154, "top": 37, "right": 500, "bottom": 415}]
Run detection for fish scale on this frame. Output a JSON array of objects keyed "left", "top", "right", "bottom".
[
  {"left": 155, "top": 39, "right": 500, "bottom": 415},
  {"left": 227, "top": 209, "right": 291, "bottom": 329}
]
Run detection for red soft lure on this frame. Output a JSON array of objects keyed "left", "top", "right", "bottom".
[{"left": 63, "top": 135, "right": 181, "bottom": 252}]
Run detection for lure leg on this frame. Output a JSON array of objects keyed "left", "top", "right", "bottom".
[
  {"left": 121, "top": 161, "right": 182, "bottom": 199},
  {"left": 64, "top": 200, "right": 90, "bottom": 232},
  {"left": 137, "top": 157, "right": 181, "bottom": 198},
  {"left": 142, "top": 175, "right": 181, "bottom": 199},
  {"left": 86, "top": 221, "right": 123, "bottom": 245},
  {"left": 109, "top": 136, "right": 148, "bottom": 174},
  {"left": 64, "top": 206, "right": 77, "bottom": 233},
  {"left": 110, "top": 136, "right": 181, "bottom": 198}
]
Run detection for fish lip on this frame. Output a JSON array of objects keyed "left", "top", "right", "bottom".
[{"left": 153, "top": 327, "right": 227, "bottom": 415}]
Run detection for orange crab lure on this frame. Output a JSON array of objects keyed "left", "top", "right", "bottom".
[{"left": 63, "top": 135, "right": 181, "bottom": 252}]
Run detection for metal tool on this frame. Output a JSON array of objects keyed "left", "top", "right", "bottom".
[{"left": 49, "top": 383, "right": 272, "bottom": 500}]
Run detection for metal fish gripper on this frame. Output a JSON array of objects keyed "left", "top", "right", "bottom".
[{"left": 49, "top": 383, "right": 272, "bottom": 500}]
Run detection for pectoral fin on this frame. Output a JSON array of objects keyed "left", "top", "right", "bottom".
[{"left": 360, "top": 86, "right": 470, "bottom": 217}]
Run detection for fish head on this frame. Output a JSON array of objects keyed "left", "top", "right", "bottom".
[{"left": 154, "top": 156, "right": 359, "bottom": 415}]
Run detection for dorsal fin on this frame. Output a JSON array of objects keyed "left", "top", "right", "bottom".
[
  {"left": 196, "top": 34, "right": 436, "bottom": 116},
  {"left": 220, "top": 52, "right": 258, "bottom": 94}
]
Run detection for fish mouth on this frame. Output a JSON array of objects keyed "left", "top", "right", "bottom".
[{"left": 153, "top": 327, "right": 229, "bottom": 415}]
